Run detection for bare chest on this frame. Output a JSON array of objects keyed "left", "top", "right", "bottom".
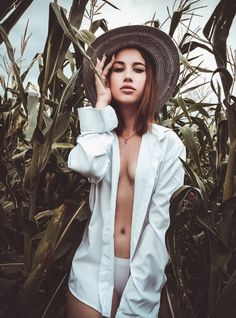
[{"left": 118, "top": 136, "right": 142, "bottom": 183}]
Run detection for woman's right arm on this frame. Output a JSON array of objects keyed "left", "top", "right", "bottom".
[
  {"left": 68, "top": 55, "right": 117, "bottom": 184},
  {"left": 68, "top": 105, "right": 118, "bottom": 184}
]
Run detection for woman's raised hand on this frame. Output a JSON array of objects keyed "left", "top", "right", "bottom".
[{"left": 95, "top": 54, "right": 115, "bottom": 109}]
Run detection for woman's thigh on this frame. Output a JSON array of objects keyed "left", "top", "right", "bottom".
[
  {"left": 67, "top": 290, "right": 102, "bottom": 318},
  {"left": 111, "top": 289, "right": 120, "bottom": 318}
]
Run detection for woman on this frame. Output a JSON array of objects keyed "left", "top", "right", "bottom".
[{"left": 67, "top": 25, "right": 185, "bottom": 318}]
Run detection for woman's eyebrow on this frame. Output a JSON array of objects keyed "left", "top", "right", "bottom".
[{"left": 113, "top": 61, "right": 146, "bottom": 67}]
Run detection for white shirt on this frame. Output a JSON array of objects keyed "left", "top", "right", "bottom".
[{"left": 68, "top": 105, "right": 185, "bottom": 318}]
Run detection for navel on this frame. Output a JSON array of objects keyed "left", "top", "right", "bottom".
[{"left": 120, "top": 227, "right": 126, "bottom": 234}]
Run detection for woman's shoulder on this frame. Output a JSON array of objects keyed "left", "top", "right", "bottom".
[{"left": 149, "top": 122, "right": 184, "bottom": 148}]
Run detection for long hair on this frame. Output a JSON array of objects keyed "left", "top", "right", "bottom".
[{"left": 110, "top": 47, "right": 158, "bottom": 136}]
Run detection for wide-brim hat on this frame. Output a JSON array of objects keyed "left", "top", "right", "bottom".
[{"left": 83, "top": 25, "right": 180, "bottom": 108}]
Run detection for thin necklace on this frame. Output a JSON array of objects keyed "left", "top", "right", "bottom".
[{"left": 119, "top": 132, "right": 137, "bottom": 144}]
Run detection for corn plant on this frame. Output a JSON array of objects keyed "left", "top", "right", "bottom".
[{"left": 160, "top": 1, "right": 236, "bottom": 317}]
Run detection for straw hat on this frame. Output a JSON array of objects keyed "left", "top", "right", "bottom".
[{"left": 83, "top": 25, "right": 179, "bottom": 108}]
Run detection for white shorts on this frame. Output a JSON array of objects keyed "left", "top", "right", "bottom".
[{"left": 114, "top": 257, "right": 130, "bottom": 297}]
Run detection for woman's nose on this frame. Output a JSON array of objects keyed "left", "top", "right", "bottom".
[
  {"left": 123, "top": 69, "right": 133, "bottom": 82},
  {"left": 124, "top": 77, "right": 132, "bottom": 82}
]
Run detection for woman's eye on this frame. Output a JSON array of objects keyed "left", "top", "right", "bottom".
[
  {"left": 112, "top": 67, "right": 124, "bottom": 72},
  {"left": 134, "top": 68, "right": 145, "bottom": 73}
]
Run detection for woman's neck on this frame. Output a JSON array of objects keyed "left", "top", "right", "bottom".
[{"left": 117, "top": 104, "right": 138, "bottom": 134}]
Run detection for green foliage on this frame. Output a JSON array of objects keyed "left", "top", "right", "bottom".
[
  {"left": 0, "top": 0, "right": 235, "bottom": 317},
  {"left": 0, "top": 1, "right": 112, "bottom": 317},
  {"left": 159, "top": 0, "right": 236, "bottom": 317}
]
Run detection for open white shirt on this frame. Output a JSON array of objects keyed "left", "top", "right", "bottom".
[{"left": 68, "top": 105, "right": 185, "bottom": 318}]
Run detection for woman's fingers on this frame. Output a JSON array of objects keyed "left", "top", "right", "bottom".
[
  {"left": 96, "top": 54, "right": 106, "bottom": 72},
  {"left": 95, "top": 58, "right": 103, "bottom": 74},
  {"left": 96, "top": 54, "right": 115, "bottom": 77},
  {"left": 96, "top": 55, "right": 106, "bottom": 81},
  {"left": 94, "top": 54, "right": 115, "bottom": 106},
  {"left": 102, "top": 55, "right": 115, "bottom": 77}
]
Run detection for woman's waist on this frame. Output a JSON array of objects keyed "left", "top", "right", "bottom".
[{"left": 114, "top": 223, "right": 131, "bottom": 258}]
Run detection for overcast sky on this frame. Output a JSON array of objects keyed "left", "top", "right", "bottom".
[{"left": 1, "top": 0, "right": 235, "bottom": 96}]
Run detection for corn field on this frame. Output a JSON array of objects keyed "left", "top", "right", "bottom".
[{"left": 0, "top": 0, "right": 236, "bottom": 317}]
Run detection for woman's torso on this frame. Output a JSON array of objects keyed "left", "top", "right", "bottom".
[{"left": 114, "top": 135, "right": 142, "bottom": 258}]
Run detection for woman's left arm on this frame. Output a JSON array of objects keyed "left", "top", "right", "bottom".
[{"left": 116, "top": 142, "right": 186, "bottom": 318}]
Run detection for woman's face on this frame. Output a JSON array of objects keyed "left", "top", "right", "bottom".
[{"left": 109, "top": 48, "right": 147, "bottom": 108}]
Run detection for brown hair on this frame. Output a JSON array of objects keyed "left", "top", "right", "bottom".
[{"left": 109, "top": 47, "right": 158, "bottom": 136}]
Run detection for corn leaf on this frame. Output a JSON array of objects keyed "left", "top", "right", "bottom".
[
  {"left": 0, "top": 25, "right": 27, "bottom": 112},
  {"left": 31, "top": 203, "right": 66, "bottom": 271},
  {"left": 179, "top": 126, "right": 202, "bottom": 176},
  {"left": 0, "top": 0, "right": 33, "bottom": 44}
]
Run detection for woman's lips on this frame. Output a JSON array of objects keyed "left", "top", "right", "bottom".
[{"left": 120, "top": 85, "right": 136, "bottom": 92}]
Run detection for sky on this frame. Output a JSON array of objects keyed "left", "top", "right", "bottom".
[{"left": 1, "top": 0, "right": 235, "bottom": 97}]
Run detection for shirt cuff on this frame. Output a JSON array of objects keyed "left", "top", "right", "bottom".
[{"left": 78, "top": 105, "right": 118, "bottom": 133}]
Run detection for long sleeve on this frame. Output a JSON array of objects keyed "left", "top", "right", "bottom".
[
  {"left": 116, "top": 142, "right": 186, "bottom": 318},
  {"left": 68, "top": 105, "right": 118, "bottom": 184}
]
